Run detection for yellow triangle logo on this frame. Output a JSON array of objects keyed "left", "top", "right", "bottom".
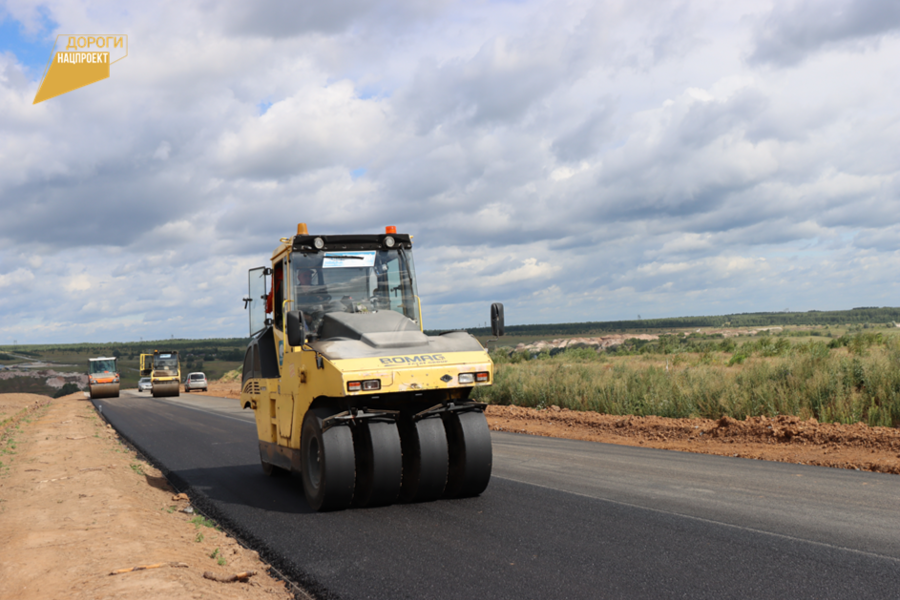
[{"left": 33, "top": 52, "right": 110, "bottom": 104}]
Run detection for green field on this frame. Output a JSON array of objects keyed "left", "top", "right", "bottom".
[{"left": 472, "top": 325, "right": 900, "bottom": 427}]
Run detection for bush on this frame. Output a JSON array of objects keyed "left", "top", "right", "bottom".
[{"left": 53, "top": 382, "right": 82, "bottom": 398}]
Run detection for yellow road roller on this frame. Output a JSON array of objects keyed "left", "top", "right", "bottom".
[
  {"left": 240, "top": 223, "right": 504, "bottom": 511},
  {"left": 88, "top": 356, "right": 119, "bottom": 399},
  {"left": 150, "top": 350, "right": 181, "bottom": 397}
]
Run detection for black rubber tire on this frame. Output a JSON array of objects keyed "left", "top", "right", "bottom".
[
  {"left": 442, "top": 410, "right": 492, "bottom": 498},
  {"left": 398, "top": 416, "right": 448, "bottom": 503},
  {"left": 352, "top": 420, "right": 402, "bottom": 508},
  {"left": 301, "top": 411, "right": 356, "bottom": 511}
]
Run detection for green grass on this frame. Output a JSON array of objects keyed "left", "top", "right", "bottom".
[
  {"left": 474, "top": 331, "right": 900, "bottom": 427},
  {"left": 191, "top": 515, "right": 218, "bottom": 529},
  {"left": 209, "top": 548, "right": 226, "bottom": 565}
]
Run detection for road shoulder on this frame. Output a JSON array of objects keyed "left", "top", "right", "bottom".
[{"left": 0, "top": 393, "right": 293, "bottom": 600}]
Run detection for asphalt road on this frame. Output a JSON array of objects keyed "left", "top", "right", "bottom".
[{"left": 96, "top": 391, "right": 900, "bottom": 600}]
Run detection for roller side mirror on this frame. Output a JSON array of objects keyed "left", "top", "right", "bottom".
[{"left": 491, "top": 303, "right": 505, "bottom": 337}]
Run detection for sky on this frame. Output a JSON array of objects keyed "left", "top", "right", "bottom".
[{"left": 1, "top": 0, "right": 899, "bottom": 344}]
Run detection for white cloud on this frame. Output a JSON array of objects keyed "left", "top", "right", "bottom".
[{"left": 0, "top": 0, "right": 899, "bottom": 343}]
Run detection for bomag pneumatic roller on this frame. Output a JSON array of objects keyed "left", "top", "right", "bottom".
[{"left": 240, "top": 223, "right": 505, "bottom": 511}]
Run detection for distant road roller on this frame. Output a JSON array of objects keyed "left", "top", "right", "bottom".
[
  {"left": 240, "top": 223, "right": 504, "bottom": 511},
  {"left": 88, "top": 356, "right": 119, "bottom": 399},
  {"left": 150, "top": 350, "right": 181, "bottom": 397}
]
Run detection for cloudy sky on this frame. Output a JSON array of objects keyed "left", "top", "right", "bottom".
[{"left": 1, "top": 0, "right": 899, "bottom": 344}]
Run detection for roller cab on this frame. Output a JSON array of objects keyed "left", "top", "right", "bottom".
[
  {"left": 88, "top": 356, "right": 119, "bottom": 399},
  {"left": 241, "top": 224, "right": 504, "bottom": 511}
]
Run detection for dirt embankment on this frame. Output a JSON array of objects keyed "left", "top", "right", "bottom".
[
  {"left": 488, "top": 404, "right": 900, "bottom": 474},
  {"left": 0, "top": 393, "right": 294, "bottom": 600}
]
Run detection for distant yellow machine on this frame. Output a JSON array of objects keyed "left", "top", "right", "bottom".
[
  {"left": 240, "top": 223, "right": 504, "bottom": 511},
  {"left": 88, "top": 356, "right": 119, "bottom": 399},
  {"left": 149, "top": 350, "right": 180, "bottom": 397},
  {"left": 139, "top": 353, "right": 153, "bottom": 378}
]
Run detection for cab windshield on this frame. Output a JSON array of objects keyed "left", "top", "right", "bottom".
[
  {"left": 153, "top": 355, "right": 178, "bottom": 372},
  {"left": 89, "top": 359, "right": 116, "bottom": 374},
  {"left": 289, "top": 248, "right": 419, "bottom": 331}
]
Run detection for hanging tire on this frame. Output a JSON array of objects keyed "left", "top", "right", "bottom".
[
  {"left": 443, "top": 410, "right": 492, "bottom": 499},
  {"left": 398, "top": 416, "right": 448, "bottom": 503},
  {"left": 352, "top": 420, "right": 402, "bottom": 508},
  {"left": 301, "top": 411, "right": 356, "bottom": 511}
]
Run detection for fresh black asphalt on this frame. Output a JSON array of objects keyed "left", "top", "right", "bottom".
[{"left": 93, "top": 394, "right": 900, "bottom": 600}]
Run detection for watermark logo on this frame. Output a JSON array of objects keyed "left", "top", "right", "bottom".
[{"left": 33, "top": 34, "right": 128, "bottom": 104}]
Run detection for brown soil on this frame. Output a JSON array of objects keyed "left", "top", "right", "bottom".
[
  {"left": 0, "top": 393, "right": 295, "bottom": 600},
  {"left": 2, "top": 383, "right": 898, "bottom": 598}
]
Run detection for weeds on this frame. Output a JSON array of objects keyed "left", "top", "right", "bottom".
[
  {"left": 191, "top": 515, "right": 218, "bottom": 529},
  {"left": 196, "top": 532, "right": 205, "bottom": 543},
  {"left": 129, "top": 463, "right": 144, "bottom": 476},
  {"left": 210, "top": 548, "right": 226, "bottom": 566},
  {"left": 476, "top": 334, "right": 900, "bottom": 426}
]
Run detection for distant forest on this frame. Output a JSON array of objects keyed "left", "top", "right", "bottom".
[
  {"left": 455, "top": 307, "right": 900, "bottom": 338},
  {"left": 0, "top": 337, "right": 249, "bottom": 360}
]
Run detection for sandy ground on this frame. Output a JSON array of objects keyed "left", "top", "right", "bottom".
[
  {"left": 0, "top": 392, "right": 295, "bottom": 600},
  {"left": 2, "top": 384, "right": 899, "bottom": 598}
]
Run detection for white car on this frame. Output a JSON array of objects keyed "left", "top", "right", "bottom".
[
  {"left": 184, "top": 372, "right": 208, "bottom": 393},
  {"left": 138, "top": 377, "right": 152, "bottom": 392}
]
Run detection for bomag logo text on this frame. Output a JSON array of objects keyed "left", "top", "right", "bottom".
[{"left": 380, "top": 354, "right": 446, "bottom": 365}]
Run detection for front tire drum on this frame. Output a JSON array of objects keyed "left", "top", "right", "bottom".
[
  {"left": 398, "top": 416, "right": 449, "bottom": 503},
  {"left": 301, "top": 412, "right": 356, "bottom": 511},
  {"left": 442, "top": 410, "right": 492, "bottom": 498},
  {"left": 89, "top": 383, "right": 120, "bottom": 399},
  {"left": 352, "top": 420, "right": 402, "bottom": 508}
]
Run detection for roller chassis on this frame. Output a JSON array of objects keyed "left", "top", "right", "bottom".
[{"left": 242, "top": 362, "right": 493, "bottom": 511}]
